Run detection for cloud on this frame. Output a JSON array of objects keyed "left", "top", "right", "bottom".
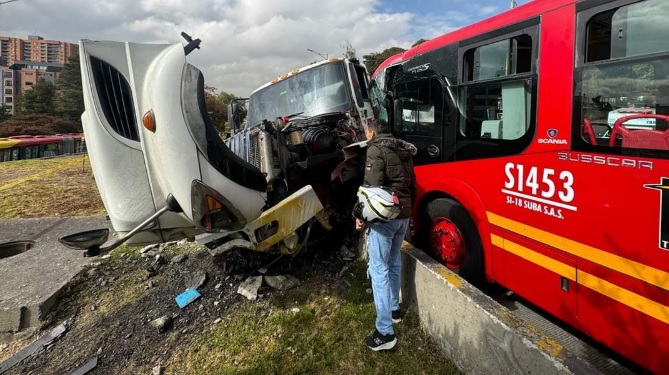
[
  {"left": 0, "top": 0, "right": 506, "bottom": 96},
  {"left": 0, "top": 0, "right": 424, "bottom": 96}
]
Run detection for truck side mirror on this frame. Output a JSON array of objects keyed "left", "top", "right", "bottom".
[{"left": 228, "top": 102, "right": 239, "bottom": 133}]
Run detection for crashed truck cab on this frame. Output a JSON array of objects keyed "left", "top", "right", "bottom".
[{"left": 60, "top": 34, "right": 326, "bottom": 256}]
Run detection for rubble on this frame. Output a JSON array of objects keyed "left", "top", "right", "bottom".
[
  {"left": 237, "top": 276, "right": 263, "bottom": 300},
  {"left": 171, "top": 254, "right": 187, "bottom": 264},
  {"left": 70, "top": 356, "right": 98, "bottom": 375},
  {"left": 264, "top": 275, "right": 301, "bottom": 291},
  {"left": 140, "top": 244, "right": 159, "bottom": 254},
  {"left": 184, "top": 271, "right": 208, "bottom": 290},
  {"left": 150, "top": 315, "right": 172, "bottom": 333}
]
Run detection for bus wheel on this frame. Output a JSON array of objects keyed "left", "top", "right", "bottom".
[{"left": 424, "top": 198, "right": 484, "bottom": 285}]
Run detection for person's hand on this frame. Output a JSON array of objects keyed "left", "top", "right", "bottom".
[{"left": 355, "top": 218, "right": 365, "bottom": 232}]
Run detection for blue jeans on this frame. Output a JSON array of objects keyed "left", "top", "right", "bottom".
[{"left": 366, "top": 217, "right": 410, "bottom": 336}]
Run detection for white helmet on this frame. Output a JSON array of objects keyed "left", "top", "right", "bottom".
[{"left": 355, "top": 185, "right": 401, "bottom": 223}]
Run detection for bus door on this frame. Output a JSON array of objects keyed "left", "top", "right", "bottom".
[{"left": 391, "top": 76, "right": 454, "bottom": 165}]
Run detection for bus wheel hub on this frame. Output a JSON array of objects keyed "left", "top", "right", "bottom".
[{"left": 430, "top": 217, "right": 465, "bottom": 270}]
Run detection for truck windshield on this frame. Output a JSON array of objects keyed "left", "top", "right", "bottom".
[{"left": 247, "top": 61, "right": 351, "bottom": 127}]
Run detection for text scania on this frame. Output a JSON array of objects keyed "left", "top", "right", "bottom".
[
  {"left": 502, "top": 162, "right": 577, "bottom": 219},
  {"left": 538, "top": 138, "right": 568, "bottom": 145}
]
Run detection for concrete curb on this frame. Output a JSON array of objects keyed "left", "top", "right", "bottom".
[
  {"left": 357, "top": 232, "right": 600, "bottom": 374},
  {"left": 399, "top": 243, "right": 601, "bottom": 375}
]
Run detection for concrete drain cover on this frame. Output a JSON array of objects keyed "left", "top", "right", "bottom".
[{"left": 0, "top": 240, "right": 35, "bottom": 259}]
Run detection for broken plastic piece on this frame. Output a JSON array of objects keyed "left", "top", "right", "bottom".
[{"left": 175, "top": 288, "right": 201, "bottom": 308}]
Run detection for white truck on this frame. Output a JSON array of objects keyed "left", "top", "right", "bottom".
[{"left": 59, "top": 33, "right": 378, "bottom": 257}]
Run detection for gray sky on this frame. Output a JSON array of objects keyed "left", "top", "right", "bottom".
[{"left": 0, "top": 0, "right": 509, "bottom": 96}]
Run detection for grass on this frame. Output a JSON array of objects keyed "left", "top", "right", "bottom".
[
  {"left": 0, "top": 156, "right": 463, "bottom": 374},
  {"left": 0, "top": 155, "right": 106, "bottom": 218},
  {"left": 173, "top": 261, "right": 462, "bottom": 375}
]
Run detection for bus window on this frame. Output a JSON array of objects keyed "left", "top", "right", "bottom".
[
  {"left": 575, "top": 0, "right": 669, "bottom": 155},
  {"left": 458, "top": 34, "right": 535, "bottom": 155},
  {"left": 395, "top": 79, "right": 444, "bottom": 136},
  {"left": 392, "top": 77, "right": 447, "bottom": 165}
]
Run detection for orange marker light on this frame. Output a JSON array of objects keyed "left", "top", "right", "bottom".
[
  {"left": 206, "top": 195, "right": 223, "bottom": 211},
  {"left": 143, "top": 109, "right": 156, "bottom": 132}
]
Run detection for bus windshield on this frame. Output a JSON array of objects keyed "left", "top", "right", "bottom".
[{"left": 246, "top": 61, "right": 351, "bottom": 127}]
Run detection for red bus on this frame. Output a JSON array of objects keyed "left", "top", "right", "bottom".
[
  {"left": 0, "top": 134, "right": 84, "bottom": 162},
  {"left": 370, "top": 0, "right": 669, "bottom": 373}
]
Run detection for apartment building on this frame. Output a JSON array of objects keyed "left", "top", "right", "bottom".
[
  {"left": 0, "top": 35, "right": 77, "bottom": 67},
  {"left": 0, "top": 36, "right": 78, "bottom": 115}
]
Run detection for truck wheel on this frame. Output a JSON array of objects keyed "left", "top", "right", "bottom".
[{"left": 422, "top": 198, "right": 484, "bottom": 285}]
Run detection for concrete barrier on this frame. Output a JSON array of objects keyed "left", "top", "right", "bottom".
[{"left": 358, "top": 233, "right": 600, "bottom": 375}]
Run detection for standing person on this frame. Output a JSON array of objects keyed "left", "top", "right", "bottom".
[{"left": 355, "top": 119, "right": 416, "bottom": 351}]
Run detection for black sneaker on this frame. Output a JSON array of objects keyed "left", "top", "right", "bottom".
[
  {"left": 392, "top": 310, "right": 402, "bottom": 323},
  {"left": 366, "top": 329, "right": 397, "bottom": 351}
]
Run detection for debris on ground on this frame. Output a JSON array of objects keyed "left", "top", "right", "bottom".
[
  {"left": 175, "top": 288, "right": 201, "bottom": 309},
  {"left": 237, "top": 276, "right": 263, "bottom": 300},
  {"left": 171, "top": 254, "right": 187, "bottom": 264},
  {"left": 264, "top": 275, "right": 301, "bottom": 290},
  {"left": 2, "top": 227, "right": 363, "bottom": 374},
  {"left": 184, "top": 271, "right": 208, "bottom": 290},
  {"left": 69, "top": 356, "right": 97, "bottom": 375},
  {"left": 0, "top": 320, "right": 69, "bottom": 373},
  {"left": 150, "top": 315, "right": 172, "bottom": 334}
]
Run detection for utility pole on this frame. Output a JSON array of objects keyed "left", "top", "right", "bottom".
[
  {"left": 307, "top": 48, "right": 328, "bottom": 60},
  {"left": 510, "top": 0, "right": 517, "bottom": 8}
]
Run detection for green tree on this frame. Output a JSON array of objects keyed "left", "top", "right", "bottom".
[
  {"left": 412, "top": 38, "right": 428, "bottom": 47},
  {"left": 20, "top": 79, "right": 56, "bottom": 115},
  {"left": 0, "top": 104, "right": 10, "bottom": 122},
  {"left": 55, "top": 54, "right": 85, "bottom": 122},
  {"left": 362, "top": 47, "right": 406, "bottom": 76},
  {"left": 205, "top": 85, "right": 227, "bottom": 134},
  {"left": 217, "top": 91, "right": 238, "bottom": 104}
]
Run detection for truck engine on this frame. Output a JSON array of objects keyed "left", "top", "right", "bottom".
[{"left": 226, "top": 111, "right": 367, "bottom": 241}]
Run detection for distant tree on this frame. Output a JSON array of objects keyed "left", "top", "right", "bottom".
[
  {"left": 19, "top": 79, "right": 56, "bottom": 115},
  {"left": 217, "top": 91, "right": 238, "bottom": 104},
  {"left": 362, "top": 47, "right": 406, "bottom": 76},
  {"left": 55, "top": 54, "right": 85, "bottom": 123},
  {"left": 204, "top": 85, "right": 227, "bottom": 134},
  {"left": 412, "top": 38, "right": 428, "bottom": 47},
  {"left": 0, "top": 104, "right": 10, "bottom": 122},
  {"left": 0, "top": 114, "right": 80, "bottom": 137},
  {"left": 341, "top": 40, "right": 357, "bottom": 60}
]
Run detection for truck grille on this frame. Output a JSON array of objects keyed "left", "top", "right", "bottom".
[
  {"left": 224, "top": 128, "right": 274, "bottom": 181},
  {"left": 90, "top": 56, "right": 139, "bottom": 142}
]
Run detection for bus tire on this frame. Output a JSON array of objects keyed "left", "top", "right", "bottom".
[{"left": 421, "top": 198, "right": 485, "bottom": 285}]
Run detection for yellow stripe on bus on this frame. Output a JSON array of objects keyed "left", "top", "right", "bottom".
[
  {"left": 578, "top": 271, "right": 669, "bottom": 325},
  {"left": 491, "top": 234, "right": 576, "bottom": 281},
  {"left": 0, "top": 139, "right": 20, "bottom": 149},
  {"left": 492, "top": 235, "right": 669, "bottom": 325},
  {"left": 487, "top": 212, "right": 669, "bottom": 292}
]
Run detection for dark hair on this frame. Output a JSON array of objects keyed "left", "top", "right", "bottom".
[{"left": 368, "top": 119, "right": 388, "bottom": 133}]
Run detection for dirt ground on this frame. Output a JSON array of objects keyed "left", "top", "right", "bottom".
[{"left": 2, "top": 236, "right": 357, "bottom": 375}]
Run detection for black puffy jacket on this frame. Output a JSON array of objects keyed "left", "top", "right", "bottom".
[{"left": 363, "top": 133, "right": 417, "bottom": 219}]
